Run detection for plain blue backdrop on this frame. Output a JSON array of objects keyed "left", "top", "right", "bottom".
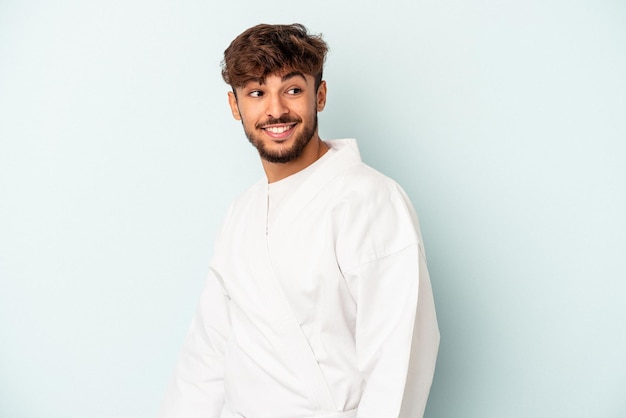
[{"left": 1, "top": 0, "right": 625, "bottom": 416}]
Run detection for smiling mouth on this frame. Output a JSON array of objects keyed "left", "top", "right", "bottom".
[{"left": 262, "top": 123, "right": 296, "bottom": 139}]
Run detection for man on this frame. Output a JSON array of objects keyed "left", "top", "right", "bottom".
[{"left": 160, "top": 23, "right": 439, "bottom": 418}]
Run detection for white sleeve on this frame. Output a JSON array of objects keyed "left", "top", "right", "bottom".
[
  {"left": 159, "top": 268, "right": 231, "bottom": 418},
  {"left": 399, "top": 246, "right": 440, "bottom": 418},
  {"left": 345, "top": 244, "right": 439, "bottom": 418}
]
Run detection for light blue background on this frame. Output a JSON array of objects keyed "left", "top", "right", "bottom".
[{"left": 1, "top": 0, "right": 625, "bottom": 417}]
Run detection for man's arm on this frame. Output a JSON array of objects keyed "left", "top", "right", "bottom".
[
  {"left": 335, "top": 180, "right": 439, "bottom": 418},
  {"left": 398, "top": 247, "right": 440, "bottom": 418},
  {"left": 344, "top": 243, "right": 439, "bottom": 418},
  {"left": 159, "top": 269, "right": 231, "bottom": 418}
]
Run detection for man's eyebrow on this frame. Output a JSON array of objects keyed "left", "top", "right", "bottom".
[
  {"left": 281, "top": 71, "right": 307, "bottom": 83},
  {"left": 239, "top": 73, "right": 306, "bottom": 89},
  {"left": 242, "top": 78, "right": 264, "bottom": 87}
]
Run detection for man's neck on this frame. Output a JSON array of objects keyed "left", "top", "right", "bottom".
[{"left": 262, "top": 138, "right": 329, "bottom": 183}]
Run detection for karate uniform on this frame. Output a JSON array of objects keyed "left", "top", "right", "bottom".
[{"left": 160, "top": 139, "right": 440, "bottom": 418}]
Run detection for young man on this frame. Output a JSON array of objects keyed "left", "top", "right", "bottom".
[{"left": 160, "top": 24, "right": 439, "bottom": 418}]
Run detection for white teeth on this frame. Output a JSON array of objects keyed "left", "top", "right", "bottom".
[{"left": 266, "top": 125, "right": 290, "bottom": 134}]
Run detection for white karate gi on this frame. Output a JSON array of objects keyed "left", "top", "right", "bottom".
[{"left": 160, "top": 139, "right": 439, "bottom": 418}]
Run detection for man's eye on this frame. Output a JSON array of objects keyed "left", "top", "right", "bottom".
[
  {"left": 287, "top": 88, "right": 302, "bottom": 95},
  {"left": 249, "top": 90, "right": 263, "bottom": 98}
]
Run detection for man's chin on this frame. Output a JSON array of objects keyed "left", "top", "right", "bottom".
[{"left": 259, "top": 149, "right": 299, "bottom": 164}]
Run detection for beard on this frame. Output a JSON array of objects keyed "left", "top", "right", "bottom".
[{"left": 243, "top": 113, "right": 318, "bottom": 164}]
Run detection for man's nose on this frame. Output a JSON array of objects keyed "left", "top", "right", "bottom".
[{"left": 266, "top": 94, "right": 288, "bottom": 118}]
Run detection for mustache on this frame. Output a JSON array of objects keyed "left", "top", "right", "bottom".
[{"left": 256, "top": 116, "right": 302, "bottom": 129}]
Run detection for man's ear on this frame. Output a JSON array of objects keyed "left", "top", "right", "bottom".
[
  {"left": 228, "top": 91, "right": 241, "bottom": 120},
  {"left": 316, "top": 80, "right": 327, "bottom": 112}
]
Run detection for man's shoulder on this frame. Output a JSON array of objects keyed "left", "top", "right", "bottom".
[
  {"left": 220, "top": 178, "right": 265, "bottom": 222},
  {"left": 330, "top": 161, "right": 424, "bottom": 271},
  {"left": 324, "top": 139, "right": 405, "bottom": 195},
  {"left": 336, "top": 161, "right": 405, "bottom": 201},
  {"left": 234, "top": 177, "right": 266, "bottom": 201}
]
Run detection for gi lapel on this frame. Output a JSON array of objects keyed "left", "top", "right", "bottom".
[
  {"left": 232, "top": 179, "right": 339, "bottom": 412},
  {"left": 259, "top": 140, "right": 362, "bottom": 412},
  {"left": 268, "top": 139, "right": 362, "bottom": 239}
]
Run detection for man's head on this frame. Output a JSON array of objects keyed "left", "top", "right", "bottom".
[
  {"left": 222, "top": 24, "right": 329, "bottom": 166},
  {"left": 222, "top": 23, "right": 328, "bottom": 91}
]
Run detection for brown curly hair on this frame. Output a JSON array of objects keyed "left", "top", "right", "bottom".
[{"left": 221, "top": 23, "right": 328, "bottom": 90}]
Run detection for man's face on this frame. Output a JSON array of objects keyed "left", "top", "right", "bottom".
[{"left": 228, "top": 72, "right": 327, "bottom": 164}]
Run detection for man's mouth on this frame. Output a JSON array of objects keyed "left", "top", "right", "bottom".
[{"left": 262, "top": 123, "right": 296, "bottom": 139}]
